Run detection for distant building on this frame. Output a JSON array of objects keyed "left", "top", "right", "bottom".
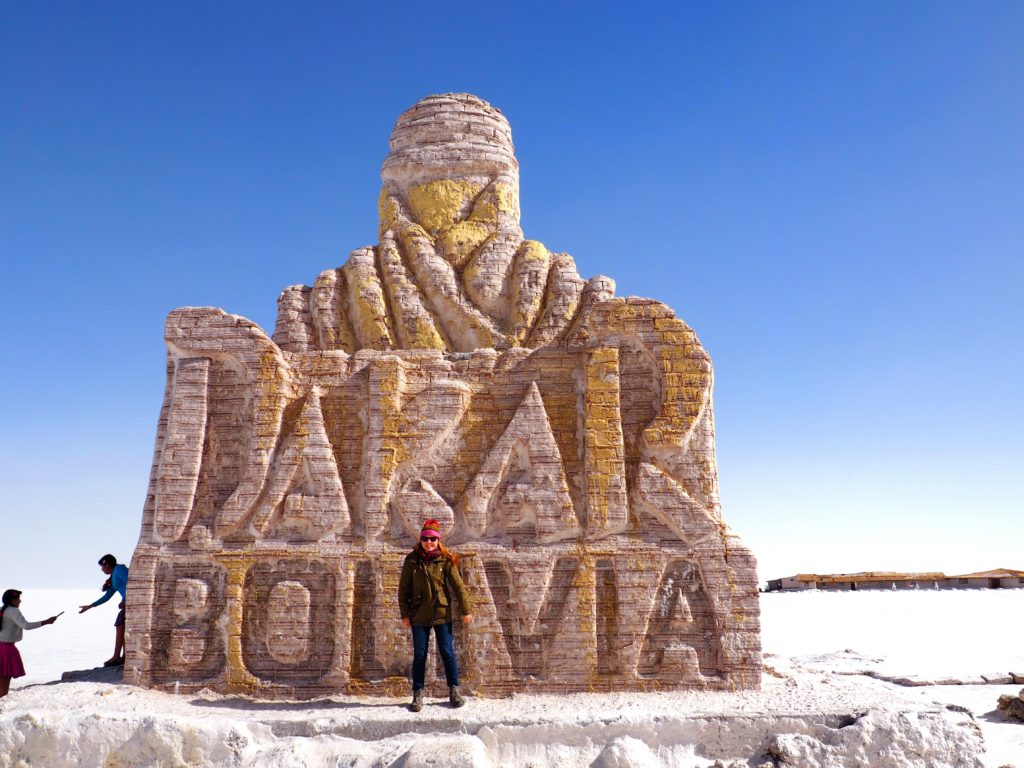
[
  {"left": 765, "top": 568, "right": 1024, "bottom": 592},
  {"left": 946, "top": 568, "right": 1024, "bottom": 590}
]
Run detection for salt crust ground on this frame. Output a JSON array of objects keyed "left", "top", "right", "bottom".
[{"left": 1, "top": 589, "right": 1021, "bottom": 767}]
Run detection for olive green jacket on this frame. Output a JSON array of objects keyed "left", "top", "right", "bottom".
[{"left": 398, "top": 550, "right": 474, "bottom": 627}]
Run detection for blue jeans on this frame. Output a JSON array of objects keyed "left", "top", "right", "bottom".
[{"left": 411, "top": 622, "right": 459, "bottom": 690}]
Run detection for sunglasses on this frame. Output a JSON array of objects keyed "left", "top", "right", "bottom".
[{"left": 420, "top": 536, "right": 439, "bottom": 542}]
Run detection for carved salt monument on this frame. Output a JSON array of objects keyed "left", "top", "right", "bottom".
[{"left": 127, "top": 93, "right": 761, "bottom": 697}]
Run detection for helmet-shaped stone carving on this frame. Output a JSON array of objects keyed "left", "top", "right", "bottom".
[{"left": 128, "top": 93, "right": 761, "bottom": 698}]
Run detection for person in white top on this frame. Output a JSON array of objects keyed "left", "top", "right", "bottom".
[{"left": 0, "top": 589, "right": 60, "bottom": 697}]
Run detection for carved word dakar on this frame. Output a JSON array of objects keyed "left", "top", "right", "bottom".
[{"left": 127, "top": 93, "right": 760, "bottom": 698}]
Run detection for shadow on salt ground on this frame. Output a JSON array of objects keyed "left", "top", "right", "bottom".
[
  {"left": 59, "top": 666, "right": 125, "bottom": 683},
  {"left": 26, "top": 666, "right": 126, "bottom": 688},
  {"left": 978, "top": 708, "right": 1014, "bottom": 724},
  {"left": 190, "top": 696, "right": 400, "bottom": 711},
  {"left": 27, "top": 668, "right": 404, "bottom": 712},
  {"left": 14, "top": 666, "right": 124, "bottom": 696}
]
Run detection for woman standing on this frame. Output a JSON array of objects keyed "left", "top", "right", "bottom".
[
  {"left": 398, "top": 519, "right": 474, "bottom": 712},
  {"left": 0, "top": 589, "right": 60, "bottom": 698}
]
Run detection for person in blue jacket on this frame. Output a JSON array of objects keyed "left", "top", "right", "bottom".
[{"left": 79, "top": 554, "right": 129, "bottom": 667}]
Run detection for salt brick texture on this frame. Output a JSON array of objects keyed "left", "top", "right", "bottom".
[{"left": 127, "top": 93, "right": 761, "bottom": 699}]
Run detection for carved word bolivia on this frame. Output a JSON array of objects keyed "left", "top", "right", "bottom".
[{"left": 127, "top": 93, "right": 761, "bottom": 698}]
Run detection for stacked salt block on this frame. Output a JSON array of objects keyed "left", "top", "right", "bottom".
[
  {"left": 127, "top": 93, "right": 761, "bottom": 698},
  {"left": 998, "top": 688, "right": 1024, "bottom": 721}
]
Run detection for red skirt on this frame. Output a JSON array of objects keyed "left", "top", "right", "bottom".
[{"left": 0, "top": 642, "right": 26, "bottom": 678}]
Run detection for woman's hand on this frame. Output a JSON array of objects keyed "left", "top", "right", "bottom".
[
  {"left": 462, "top": 614, "right": 474, "bottom": 625},
  {"left": 78, "top": 605, "right": 91, "bottom": 613},
  {"left": 401, "top": 617, "right": 411, "bottom": 628},
  {"left": 44, "top": 615, "right": 58, "bottom": 625}
]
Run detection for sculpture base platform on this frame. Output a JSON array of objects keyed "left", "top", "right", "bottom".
[{"left": 1, "top": 664, "right": 1000, "bottom": 767}]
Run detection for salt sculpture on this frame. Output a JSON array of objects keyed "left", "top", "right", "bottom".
[{"left": 127, "top": 94, "right": 761, "bottom": 697}]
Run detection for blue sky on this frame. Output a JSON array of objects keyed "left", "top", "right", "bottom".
[{"left": 2, "top": 3, "right": 1021, "bottom": 588}]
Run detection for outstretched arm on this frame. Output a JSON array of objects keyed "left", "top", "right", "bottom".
[
  {"left": 80, "top": 583, "right": 115, "bottom": 612},
  {"left": 4, "top": 607, "right": 56, "bottom": 630}
]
